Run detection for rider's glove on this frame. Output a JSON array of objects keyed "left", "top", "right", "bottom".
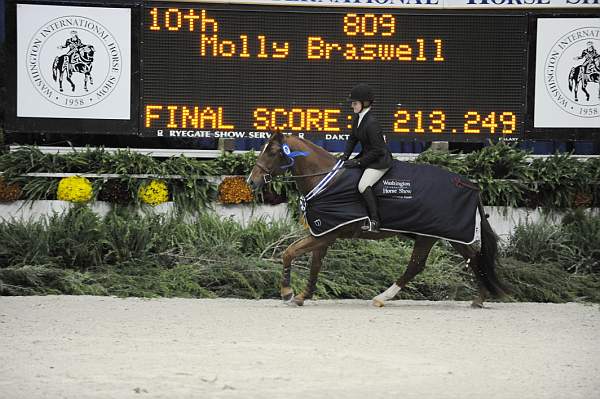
[
  {"left": 336, "top": 154, "right": 349, "bottom": 162},
  {"left": 343, "top": 159, "right": 361, "bottom": 168}
]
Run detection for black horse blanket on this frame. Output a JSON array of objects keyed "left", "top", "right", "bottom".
[{"left": 302, "top": 160, "right": 480, "bottom": 244}]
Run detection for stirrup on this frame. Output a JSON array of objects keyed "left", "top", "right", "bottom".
[{"left": 361, "top": 220, "right": 380, "bottom": 233}]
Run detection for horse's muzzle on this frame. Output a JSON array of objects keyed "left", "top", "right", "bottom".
[{"left": 246, "top": 176, "right": 262, "bottom": 191}]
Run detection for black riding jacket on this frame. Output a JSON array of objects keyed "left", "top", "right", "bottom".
[{"left": 342, "top": 111, "right": 393, "bottom": 169}]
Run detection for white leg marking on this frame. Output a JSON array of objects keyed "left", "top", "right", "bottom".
[{"left": 373, "top": 283, "right": 401, "bottom": 303}]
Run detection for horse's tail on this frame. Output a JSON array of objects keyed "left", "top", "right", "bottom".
[
  {"left": 52, "top": 56, "right": 59, "bottom": 81},
  {"left": 476, "top": 199, "right": 508, "bottom": 298},
  {"left": 569, "top": 66, "right": 578, "bottom": 92}
]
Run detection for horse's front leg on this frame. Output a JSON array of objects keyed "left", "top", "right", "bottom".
[
  {"left": 293, "top": 245, "right": 330, "bottom": 306},
  {"left": 281, "top": 234, "right": 335, "bottom": 306}
]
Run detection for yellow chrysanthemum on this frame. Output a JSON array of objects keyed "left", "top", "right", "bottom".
[
  {"left": 218, "top": 177, "right": 254, "bottom": 204},
  {"left": 57, "top": 176, "right": 93, "bottom": 203},
  {"left": 138, "top": 180, "right": 169, "bottom": 206}
]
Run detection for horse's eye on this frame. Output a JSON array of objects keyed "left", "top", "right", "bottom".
[{"left": 270, "top": 146, "right": 281, "bottom": 155}]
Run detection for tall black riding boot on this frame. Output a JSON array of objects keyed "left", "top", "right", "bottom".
[{"left": 361, "top": 186, "right": 380, "bottom": 233}]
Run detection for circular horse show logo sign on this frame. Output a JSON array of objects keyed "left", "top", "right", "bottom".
[
  {"left": 26, "top": 15, "right": 122, "bottom": 109},
  {"left": 544, "top": 27, "right": 600, "bottom": 119}
]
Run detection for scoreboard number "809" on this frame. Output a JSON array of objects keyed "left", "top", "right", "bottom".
[{"left": 343, "top": 14, "right": 396, "bottom": 37}]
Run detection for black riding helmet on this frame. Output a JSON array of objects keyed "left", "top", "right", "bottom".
[{"left": 348, "top": 84, "right": 374, "bottom": 109}]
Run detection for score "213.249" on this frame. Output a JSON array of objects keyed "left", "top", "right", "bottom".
[{"left": 393, "top": 110, "right": 517, "bottom": 134}]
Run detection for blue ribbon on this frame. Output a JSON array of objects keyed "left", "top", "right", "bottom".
[{"left": 280, "top": 144, "right": 309, "bottom": 170}]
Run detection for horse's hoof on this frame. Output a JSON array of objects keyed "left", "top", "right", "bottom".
[
  {"left": 282, "top": 292, "right": 294, "bottom": 302},
  {"left": 59, "top": 89, "right": 63, "bottom": 92},
  {"left": 281, "top": 287, "right": 294, "bottom": 302},
  {"left": 283, "top": 296, "right": 303, "bottom": 307},
  {"left": 471, "top": 301, "right": 485, "bottom": 309},
  {"left": 292, "top": 295, "right": 305, "bottom": 306},
  {"left": 372, "top": 299, "right": 385, "bottom": 308}
]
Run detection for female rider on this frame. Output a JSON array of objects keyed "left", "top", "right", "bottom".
[{"left": 338, "top": 84, "right": 393, "bottom": 233}]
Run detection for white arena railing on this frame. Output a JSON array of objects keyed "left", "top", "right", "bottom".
[{"left": 8, "top": 145, "right": 600, "bottom": 161}]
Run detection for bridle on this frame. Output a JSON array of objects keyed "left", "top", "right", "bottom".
[
  {"left": 253, "top": 160, "right": 279, "bottom": 184},
  {"left": 254, "top": 141, "right": 342, "bottom": 184}
]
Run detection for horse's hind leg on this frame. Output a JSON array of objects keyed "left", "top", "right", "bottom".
[
  {"left": 373, "top": 236, "right": 437, "bottom": 307},
  {"left": 66, "top": 72, "right": 75, "bottom": 91},
  {"left": 58, "top": 67, "right": 66, "bottom": 92},
  {"left": 281, "top": 234, "right": 336, "bottom": 306},
  {"left": 450, "top": 242, "right": 489, "bottom": 308}
]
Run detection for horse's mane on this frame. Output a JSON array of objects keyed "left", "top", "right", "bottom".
[{"left": 288, "top": 136, "right": 336, "bottom": 161}]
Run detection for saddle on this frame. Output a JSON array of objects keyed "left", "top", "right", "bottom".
[
  {"left": 302, "top": 160, "right": 480, "bottom": 244},
  {"left": 583, "top": 57, "right": 599, "bottom": 76}
]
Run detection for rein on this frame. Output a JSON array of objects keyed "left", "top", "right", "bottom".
[
  {"left": 255, "top": 142, "right": 341, "bottom": 184},
  {"left": 255, "top": 160, "right": 341, "bottom": 184}
]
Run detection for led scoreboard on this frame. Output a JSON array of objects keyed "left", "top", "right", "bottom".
[{"left": 141, "top": 4, "right": 527, "bottom": 142}]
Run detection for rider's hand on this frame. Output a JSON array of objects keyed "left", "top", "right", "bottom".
[
  {"left": 344, "top": 159, "right": 360, "bottom": 168},
  {"left": 336, "top": 153, "right": 349, "bottom": 162}
]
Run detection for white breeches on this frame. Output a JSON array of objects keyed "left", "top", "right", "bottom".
[{"left": 358, "top": 167, "right": 390, "bottom": 193}]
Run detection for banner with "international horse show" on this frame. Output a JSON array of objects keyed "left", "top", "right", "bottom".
[
  {"left": 535, "top": 18, "right": 600, "bottom": 128},
  {"left": 16, "top": 4, "right": 131, "bottom": 120}
]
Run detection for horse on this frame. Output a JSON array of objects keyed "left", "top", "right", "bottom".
[
  {"left": 52, "top": 45, "right": 95, "bottom": 93},
  {"left": 247, "top": 132, "right": 507, "bottom": 308},
  {"left": 568, "top": 56, "right": 600, "bottom": 102}
]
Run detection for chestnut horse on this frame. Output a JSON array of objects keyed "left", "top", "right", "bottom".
[{"left": 247, "top": 133, "right": 507, "bottom": 307}]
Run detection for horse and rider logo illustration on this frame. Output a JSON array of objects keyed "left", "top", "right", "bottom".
[
  {"left": 25, "top": 15, "right": 122, "bottom": 110},
  {"left": 543, "top": 27, "right": 600, "bottom": 119},
  {"left": 568, "top": 40, "right": 600, "bottom": 103},
  {"left": 52, "top": 30, "right": 95, "bottom": 92}
]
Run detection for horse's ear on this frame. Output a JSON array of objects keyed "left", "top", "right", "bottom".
[{"left": 272, "top": 132, "right": 284, "bottom": 143}]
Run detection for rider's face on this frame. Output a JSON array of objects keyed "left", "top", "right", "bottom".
[{"left": 351, "top": 101, "right": 362, "bottom": 114}]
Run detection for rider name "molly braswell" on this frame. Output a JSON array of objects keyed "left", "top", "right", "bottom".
[{"left": 27, "top": 15, "right": 122, "bottom": 109}]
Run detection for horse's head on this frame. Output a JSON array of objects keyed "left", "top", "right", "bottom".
[
  {"left": 80, "top": 45, "right": 95, "bottom": 62},
  {"left": 246, "top": 132, "right": 291, "bottom": 191}
]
